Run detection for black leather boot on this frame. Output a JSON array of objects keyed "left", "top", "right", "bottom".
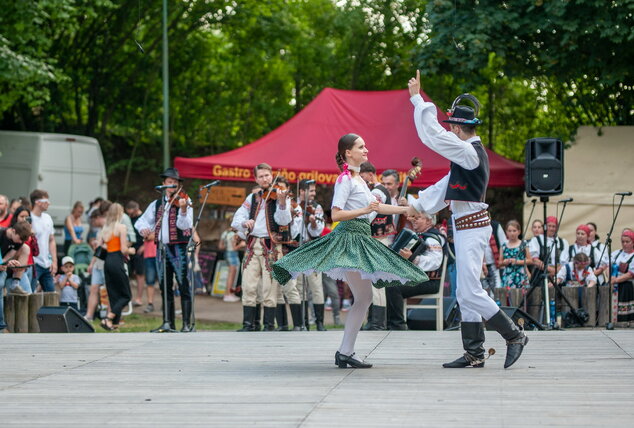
[
  {"left": 180, "top": 299, "right": 192, "bottom": 332},
  {"left": 237, "top": 306, "right": 256, "bottom": 332},
  {"left": 486, "top": 310, "right": 529, "bottom": 368},
  {"left": 275, "top": 304, "right": 289, "bottom": 331},
  {"left": 253, "top": 303, "right": 262, "bottom": 331},
  {"left": 303, "top": 301, "right": 311, "bottom": 331},
  {"left": 314, "top": 304, "right": 327, "bottom": 331},
  {"left": 371, "top": 306, "right": 386, "bottom": 330},
  {"left": 168, "top": 298, "right": 176, "bottom": 330},
  {"left": 289, "top": 303, "right": 303, "bottom": 330},
  {"left": 443, "top": 322, "right": 486, "bottom": 368},
  {"left": 262, "top": 306, "right": 277, "bottom": 331}
]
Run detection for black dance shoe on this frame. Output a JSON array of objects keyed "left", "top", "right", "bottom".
[{"left": 336, "top": 352, "right": 372, "bottom": 369}]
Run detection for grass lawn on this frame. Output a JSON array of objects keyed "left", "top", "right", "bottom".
[
  {"left": 90, "top": 314, "right": 242, "bottom": 332},
  {"left": 90, "top": 314, "right": 344, "bottom": 333}
]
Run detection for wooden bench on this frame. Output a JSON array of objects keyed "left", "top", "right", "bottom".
[{"left": 3, "top": 292, "right": 59, "bottom": 333}]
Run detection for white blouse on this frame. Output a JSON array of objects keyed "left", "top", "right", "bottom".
[
  {"left": 611, "top": 249, "right": 634, "bottom": 275},
  {"left": 331, "top": 173, "right": 377, "bottom": 222}
]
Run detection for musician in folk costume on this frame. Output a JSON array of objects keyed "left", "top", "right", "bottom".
[
  {"left": 135, "top": 168, "right": 194, "bottom": 332},
  {"left": 292, "top": 179, "right": 327, "bottom": 331},
  {"left": 231, "top": 163, "right": 293, "bottom": 331}
]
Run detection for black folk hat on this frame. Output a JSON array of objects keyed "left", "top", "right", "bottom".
[
  {"left": 160, "top": 167, "right": 183, "bottom": 181},
  {"left": 442, "top": 93, "right": 483, "bottom": 126}
]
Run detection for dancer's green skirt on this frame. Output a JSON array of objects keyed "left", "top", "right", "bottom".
[{"left": 272, "top": 218, "right": 428, "bottom": 289}]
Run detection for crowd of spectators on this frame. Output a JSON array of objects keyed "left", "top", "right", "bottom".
[
  {"left": 2, "top": 187, "right": 633, "bottom": 332},
  {"left": 0, "top": 190, "right": 193, "bottom": 333}
]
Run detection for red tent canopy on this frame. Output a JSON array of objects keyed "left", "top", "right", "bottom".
[{"left": 175, "top": 88, "right": 523, "bottom": 187}]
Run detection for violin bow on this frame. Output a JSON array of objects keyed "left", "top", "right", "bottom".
[{"left": 263, "top": 169, "right": 282, "bottom": 203}]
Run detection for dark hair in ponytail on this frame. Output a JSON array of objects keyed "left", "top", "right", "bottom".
[{"left": 335, "top": 133, "right": 360, "bottom": 172}]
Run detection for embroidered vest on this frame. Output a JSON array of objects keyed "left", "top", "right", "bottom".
[
  {"left": 153, "top": 200, "right": 192, "bottom": 244},
  {"left": 445, "top": 140, "right": 489, "bottom": 202},
  {"left": 248, "top": 193, "right": 291, "bottom": 244},
  {"left": 370, "top": 184, "right": 395, "bottom": 238}
]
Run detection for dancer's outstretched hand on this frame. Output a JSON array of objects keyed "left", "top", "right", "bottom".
[
  {"left": 408, "top": 69, "right": 421, "bottom": 97},
  {"left": 366, "top": 200, "right": 380, "bottom": 214}
]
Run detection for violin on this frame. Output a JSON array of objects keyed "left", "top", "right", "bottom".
[
  {"left": 264, "top": 184, "right": 290, "bottom": 201},
  {"left": 169, "top": 187, "right": 192, "bottom": 208},
  {"left": 394, "top": 157, "right": 423, "bottom": 231}
]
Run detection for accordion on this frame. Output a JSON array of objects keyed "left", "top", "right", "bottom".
[{"left": 389, "top": 228, "right": 427, "bottom": 262}]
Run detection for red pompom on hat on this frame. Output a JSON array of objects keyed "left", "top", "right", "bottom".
[
  {"left": 545, "top": 216, "right": 558, "bottom": 225},
  {"left": 622, "top": 230, "right": 634, "bottom": 241}
]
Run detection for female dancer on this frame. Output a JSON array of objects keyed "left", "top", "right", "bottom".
[
  {"left": 272, "top": 133, "right": 427, "bottom": 368},
  {"left": 100, "top": 203, "right": 135, "bottom": 330}
]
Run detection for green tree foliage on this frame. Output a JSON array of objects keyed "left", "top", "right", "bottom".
[
  {"left": 417, "top": 0, "right": 634, "bottom": 154},
  {"left": 0, "top": 0, "right": 632, "bottom": 201}
]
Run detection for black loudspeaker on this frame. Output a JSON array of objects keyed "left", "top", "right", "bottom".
[
  {"left": 525, "top": 137, "right": 564, "bottom": 196},
  {"left": 37, "top": 306, "right": 95, "bottom": 333},
  {"left": 406, "top": 297, "right": 460, "bottom": 331},
  {"left": 487, "top": 306, "right": 544, "bottom": 331}
]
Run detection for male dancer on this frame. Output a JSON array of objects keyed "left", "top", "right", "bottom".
[
  {"left": 407, "top": 70, "right": 528, "bottom": 368},
  {"left": 135, "top": 168, "right": 194, "bottom": 332},
  {"left": 293, "top": 179, "right": 326, "bottom": 331},
  {"left": 231, "top": 163, "right": 293, "bottom": 331}
]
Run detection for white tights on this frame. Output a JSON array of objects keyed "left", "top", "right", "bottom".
[{"left": 338, "top": 271, "right": 373, "bottom": 356}]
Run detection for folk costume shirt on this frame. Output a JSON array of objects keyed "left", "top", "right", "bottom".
[
  {"left": 331, "top": 174, "right": 377, "bottom": 222},
  {"left": 134, "top": 198, "right": 193, "bottom": 245},
  {"left": 292, "top": 199, "right": 325, "bottom": 242},
  {"left": 414, "top": 234, "right": 444, "bottom": 272},
  {"left": 529, "top": 235, "right": 570, "bottom": 266},
  {"left": 231, "top": 194, "right": 292, "bottom": 239},
  {"left": 409, "top": 94, "right": 488, "bottom": 216}
]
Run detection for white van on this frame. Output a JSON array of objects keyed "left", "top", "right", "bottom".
[{"left": 0, "top": 131, "right": 108, "bottom": 230}]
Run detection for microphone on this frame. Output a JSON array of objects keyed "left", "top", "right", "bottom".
[
  {"left": 155, "top": 184, "right": 178, "bottom": 190},
  {"left": 530, "top": 199, "right": 537, "bottom": 204},
  {"left": 615, "top": 191, "right": 632, "bottom": 196},
  {"left": 201, "top": 180, "right": 221, "bottom": 189},
  {"left": 558, "top": 198, "right": 573, "bottom": 203}
]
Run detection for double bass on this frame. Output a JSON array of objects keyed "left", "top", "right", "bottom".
[{"left": 393, "top": 157, "right": 423, "bottom": 232}]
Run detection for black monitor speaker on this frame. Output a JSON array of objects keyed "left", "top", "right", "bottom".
[
  {"left": 525, "top": 137, "right": 564, "bottom": 196},
  {"left": 37, "top": 306, "right": 95, "bottom": 333}
]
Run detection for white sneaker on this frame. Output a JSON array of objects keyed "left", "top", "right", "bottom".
[
  {"left": 223, "top": 294, "right": 240, "bottom": 303},
  {"left": 341, "top": 299, "right": 352, "bottom": 312},
  {"left": 10, "top": 285, "right": 30, "bottom": 295},
  {"left": 325, "top": 297, "right": 333, "bottom": 311}
]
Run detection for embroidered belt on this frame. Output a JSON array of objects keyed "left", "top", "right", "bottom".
[{"left": 454, "top": 210, "right": 491, "bottom": 231}]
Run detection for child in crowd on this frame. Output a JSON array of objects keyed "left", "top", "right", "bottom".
[
  {"left": 499, "top": 220, "right": 531, "bottom": 288},
  {"left": 556, "top": 253, "right": 597, "bottom": 288},
  {"left": 143, "top": 233, "right": 157, "bottom": 313},
  {"left": 56, "top": 256, "right": 82, "bottom": 310}
]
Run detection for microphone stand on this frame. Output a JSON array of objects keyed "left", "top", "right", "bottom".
[
  {"left": 595, "top": 193, "right": 630, "bottom": 330},
  {"left": 521, "top": 197, "right": 583, "bottom": 328},
  {"left": 185, "top": 184, "right": 215, "bottom": 332},
  {"left": 522, "top": 199, "right": 537, "bottom": 241},
  {"left": 153, "top": 188, "right": 177, "bottom": 333},
  {"left": 298, "top": 195, "right": 310, "bottom": 331}
]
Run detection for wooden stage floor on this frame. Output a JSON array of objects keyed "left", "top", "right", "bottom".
[{"left": 1, "top": 330, "right": 632, "bottom": 427}]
